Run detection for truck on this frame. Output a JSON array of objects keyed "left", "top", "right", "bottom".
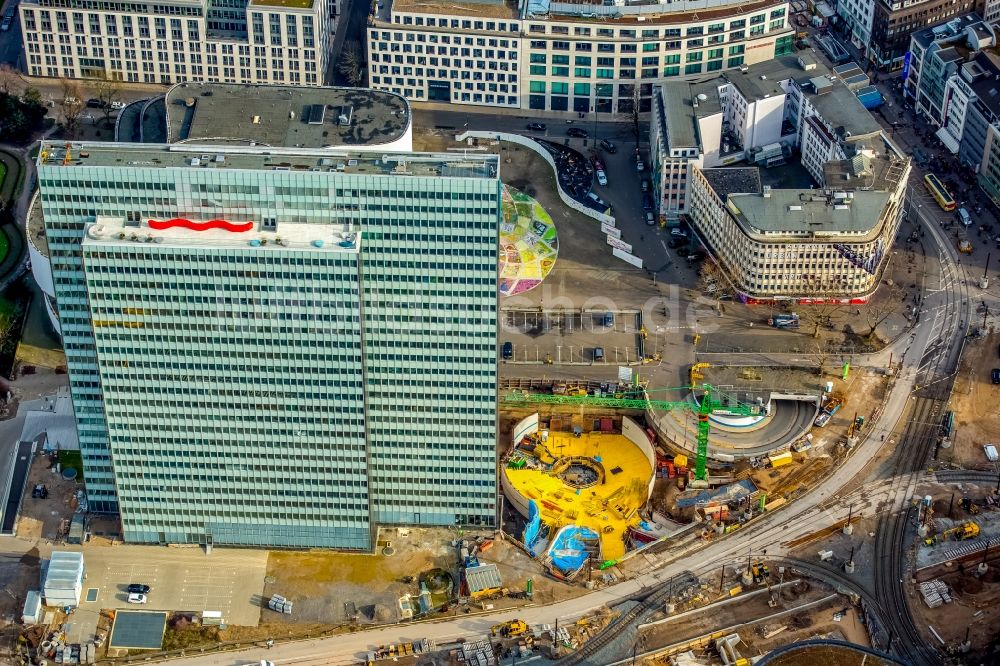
[
  {"left": 958, "top": 239, "right": 973, "bottom": 254},
  {"left": 813, "top": 398, "right": 842, "bottom": 428},
  {"left": 768, "top": 313, "right": 800, "bottom": 329}
]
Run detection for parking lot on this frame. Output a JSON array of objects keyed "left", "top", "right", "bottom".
[
  {"left": 500, "top": 309, "right": 645, "bottom": 364},
  {"left": 75, "top": 546, "right": 268, "bottom": 625}
]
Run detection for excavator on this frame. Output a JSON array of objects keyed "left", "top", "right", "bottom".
[{"left": 924, "top": 521, "right": 980, "bottom": 545}]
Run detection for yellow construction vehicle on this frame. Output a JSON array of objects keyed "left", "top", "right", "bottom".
[
  {"left": 690, "top": 363, "right": 710, "bottom": 388},
  {"left": 927, "top": 522, "right": 980, "bottom": 545},
  {"left": 491, "top": 619, "right": 528, "bottom": 638}
]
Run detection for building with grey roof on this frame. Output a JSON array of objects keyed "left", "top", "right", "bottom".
[
  {"left": 903, "top": 13, "right": 994, "bottom": 138},
  {"left": 650, "top": 54, "right": 910, "bottom": 302},
  {"left": 116, "top": 83, "right": 413, "bottom": 153}
]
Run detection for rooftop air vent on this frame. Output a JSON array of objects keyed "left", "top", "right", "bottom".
[{"left": 307, "top": 104, "right": 325, "bottom": 124}]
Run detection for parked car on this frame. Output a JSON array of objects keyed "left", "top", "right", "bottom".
[
  {"left": 667, "top": 237, "right": 686, "bottom": 249},
  {"left": 31, "top": 484, "right": 48, "bottom": 499},
  {"left": 0, "top": 16, "right": 12, "bottom": 32},
  {"left": 596, "top": 169, "right": 608, "bottom": 186},
  {"left": 640, "top": 179, "right": 651, "bottom": 193},
  {"left": 127, "top": 583, "right": 151, "bottom": 594},
  {"left": 602, "top": 312, "right": 614, "bottom": 327},
  {"left": 993, "top": 369, "right": 1000, "bottom": 385},
  {"left": 645, "top": 211, "right": 656, "bottom": 225},
  {"left": 670, "top": 228, "right": 688, "bottom": 237},
  {"left": 586, "top": 191, "right": 607, "bottom": 208},
  {"left": 110, "top": 101, "right": 126, "bottom": 110},
  {"left": 86, "top": 98, "right": 104, "bottom": 108},
  {"left": 642, "top": 194, "right": 653, "bottom": 210},
  {"left": 636, "top": 159, "right": 645, "bottom": 171},
  {"left": 593, "top": 347, "right": 605, "bottom": 361},
  {"left": 502, "top": 342, "right": 513, "bottom": 360},
  {"left": 126, "top": 593, "right": 148, "bottom": 604},
  {"left": 526, "top": 122, "right": 546, "bottom": 131},
  {"left": 958, "top": 208, "right": 972, "bottom": 226},
  {"left": 567, "top": 127, "right": 588, "bottom": 138},
  {"left": 599, "top": 139, "right": 617, "bottom": 153}
]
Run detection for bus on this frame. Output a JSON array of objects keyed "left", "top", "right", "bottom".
[{"left": 924, "top": 173, "right": 957, "bottom": 211}]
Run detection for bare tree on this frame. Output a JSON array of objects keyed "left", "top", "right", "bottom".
[
  {"left": 58, "top": 79, "right": 86, "bottom": 137},
  {"left": 0, "top": 65, "right": 25, "bottom": 96},
  {"left": 91, "top": 72, "right": 123, "bottom": 124},
  {"left": 697, "top": 260, "right": 727, "bottom": 310},
  {"left": 338, "top": 41, "right": 365, "bottom": 86},
  {"left": 0, "top": 312, "right": 16, "bottom": 355},
  {"left": 811, "top": 342, "right": 832, "bottom": 377},
  {"left": 864, "top": 284, "right": 903, "bottom": 338},
  {"left": 798, "top": 303, "right": 846, "bottom": 338}
]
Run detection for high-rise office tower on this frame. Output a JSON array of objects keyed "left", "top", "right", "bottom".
[{"left": 36, "top": 140, "right": 500, "bottom": 549}]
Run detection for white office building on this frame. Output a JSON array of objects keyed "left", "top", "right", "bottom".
[
  {"left": 19, "top": 0, "right": 335, "bottom": 85},
  {"left": 651, "top": 55, "right": 910, "bottom": 301},
  {"left": 366, "top": 0, "right": 795, "bottom": 113}
]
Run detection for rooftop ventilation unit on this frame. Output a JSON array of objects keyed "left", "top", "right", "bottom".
[
  {"left": 788, "top": 205, "right": 803, "bottom": 211},
  {"left": 339, "top": 105, "right": 354, "bottom": 126},
  {"left": 307, "top": 104, "right": 325, "bottom": 124}
]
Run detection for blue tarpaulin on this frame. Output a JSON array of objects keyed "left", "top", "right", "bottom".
[
  {"left": 547, "top": 525, "right": 599, "bottom": 573},
  {"left": 856, "top": 86, "right": 884, "bottom": 110},
  {"left": 523, "top": 500, "right": 541, "bottom": 548}
]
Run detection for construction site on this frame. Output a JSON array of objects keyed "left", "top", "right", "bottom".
[{"left": 498, "top": 360, "right": 888, "bottom": 571}]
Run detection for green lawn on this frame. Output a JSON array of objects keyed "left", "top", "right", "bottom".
[{"left": 58, "top": 450, "right": 85, "bottom": 482}]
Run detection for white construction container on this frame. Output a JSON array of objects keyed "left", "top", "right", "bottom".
[
  {"left": 43, "top": 551, "right": 84, "bottom": 607},
  {"left": 984, "top": 444, "right": 998, "bottom": 462},
  {"left": 22, "top": 590, "right": 42, "bottom": 624}
]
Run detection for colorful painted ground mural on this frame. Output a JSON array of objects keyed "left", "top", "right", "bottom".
[{"left": 499, "top": 187, "right": 558, "bottom": 296}]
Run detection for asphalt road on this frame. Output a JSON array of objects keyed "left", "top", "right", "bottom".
[{"left": 0, "top": 0, "right": 21, "bottom": 69}]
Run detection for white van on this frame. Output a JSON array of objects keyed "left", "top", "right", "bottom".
[{"left": 959, "top": 207, "right": 972, "bottom": 226}]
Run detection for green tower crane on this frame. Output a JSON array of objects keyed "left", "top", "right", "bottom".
[{"left": 503, "top": 384, "right": 760, "bottom": 485}]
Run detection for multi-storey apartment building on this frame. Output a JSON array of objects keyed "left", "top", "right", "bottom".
[
  {"left": 19, "top": 0, "right": 335, "bottom": 85},
  {"left": 34, "top": 90, "right": 501, "bottom": 549},
  {"left": 366, "top": 0, "right": 794, "bottom": 113},
  {"left": 651, "top": 55, "right": 910, "bottom": 301},
  {"left": 869, "top": 0, "right": 982, "bottom": 71}
]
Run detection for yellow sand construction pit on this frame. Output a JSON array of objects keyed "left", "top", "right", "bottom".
[{"left": 504, "top": 431, "right": 652, "bottom": 562}]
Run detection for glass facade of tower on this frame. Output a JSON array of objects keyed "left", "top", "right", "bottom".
[{"left": 37, "top": 143, "right": 500, "bottom": 549}]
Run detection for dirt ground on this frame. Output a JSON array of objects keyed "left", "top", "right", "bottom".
[
  {"left": 259, "top": 527, "right": 583, "bottom": 628},
  {"left": 908, "top": 551, "right": 1000, "bottom": 661},
  {"left": 15, "top": 449, "right": 85, "bottom": 541},
  {"left": 945, "top": 331, "right": 1000, "bottom": 470}
]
